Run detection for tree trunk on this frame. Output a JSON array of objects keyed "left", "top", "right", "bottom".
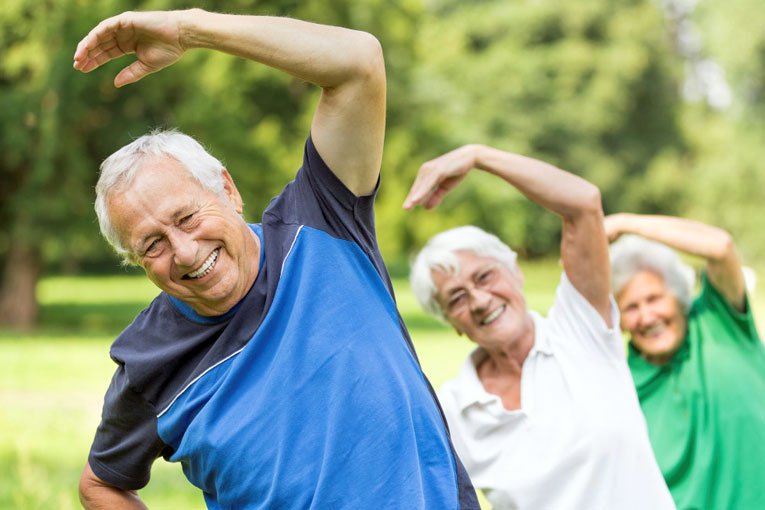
[{"left": 0, "top": 241, "right": 41, "bottom": 329}]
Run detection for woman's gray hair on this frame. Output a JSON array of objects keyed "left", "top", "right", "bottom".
[
  {"left": 95, "top": 129, "right": 226, "bottom": 264},
  {"left": 410, "top": 226, "right": 518, "bottom": 321},
  {"left": 610, "top": 235, "right": 696, "bottom": 312}
]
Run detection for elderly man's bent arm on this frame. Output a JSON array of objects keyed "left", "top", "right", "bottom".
[
  {"left": 404, "top": 144, "right": 611, "bottom": 325},
  {"left": 605, "top": 213, "right": 746, "bottom": 310},
  {"left": 73, "top": 9, "right": 385, "bottom": 196},
  {"left": 79, "top": 462, "right": 147, "bottom": 510}
]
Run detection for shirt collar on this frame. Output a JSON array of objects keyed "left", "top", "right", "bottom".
[
  {"left": 528, "top": 310, "right": 554, "bottom": 356},
  {"left": 452, "top": 311, "right": 553, "bottom": 412}
]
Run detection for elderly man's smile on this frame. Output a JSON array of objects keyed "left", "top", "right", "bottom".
[{"left": 185, "top": 248, "right": 220, "bottom": 280}]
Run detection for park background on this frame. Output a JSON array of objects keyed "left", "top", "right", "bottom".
[{"left": 1, "top": 0, "right": 763, "bottom": 508}]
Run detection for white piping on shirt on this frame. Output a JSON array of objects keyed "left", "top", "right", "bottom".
[{"left": 156, "top": 225, "right": 304, "bottom": 418}]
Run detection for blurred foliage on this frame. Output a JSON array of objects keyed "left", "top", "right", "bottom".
[
  {"left": 392, "top": 0, "right": 689, "bottom": 257},
  {"left": 679, "top": 0, "right": 765, "bottom": 264},
  {"left": 0, "top": 0, "right": 763, "bottom": 323}
]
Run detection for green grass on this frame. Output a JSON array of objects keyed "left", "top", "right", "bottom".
[{"left": 2, "top": 260, "right": 763, "bottom": 509}]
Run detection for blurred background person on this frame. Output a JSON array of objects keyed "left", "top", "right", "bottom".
[
  {"left": 406, "top": 144, "right": 673, "bottom": 510},
  {"left": 607, "top": 213, "right": 765, "bottom": 510}
]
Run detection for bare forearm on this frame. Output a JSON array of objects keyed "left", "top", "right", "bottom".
[
  {"left": 473, "top": 145, "right": 602, "bottom": 219},
  {"left": 607, "top": 213, "right": 745, "bottom": 308},
  {"left": 181, "top": 10, "right": 384, "bottom": 194},
  {"left": 606, "top": 213, "right": 735, "bottom": 261},
  {"left": 79, "top": 463, "right": 147, "bottom": 510},
  {"left": 472, "top": 145, "right": 611, "bottom": 322},
  {"left": 79, "top": 486, "right": 147, "bottom": 510},
  {"left": 179, "top": 9, "right": 380, "bottom": 89}
]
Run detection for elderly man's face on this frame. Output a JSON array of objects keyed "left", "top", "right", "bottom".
[
  {"left": 107, "top": 157, "right": 260, "bottom": 316},
  {"left": 432, "top": 251, "right": 531, "bottom": 349},
  {"left": 617, "top": 270, "right": 687, "bottom": 365}
]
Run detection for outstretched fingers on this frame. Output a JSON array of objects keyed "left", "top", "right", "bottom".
[
  {"left": 403, "top": 163, "right": 440, "bottom": 210},
  {"left": 403, "top": 146, "right": 476, "bottom": 210},
  {"left": 73, "top": 15, "right": 134, "bottom": 72}
]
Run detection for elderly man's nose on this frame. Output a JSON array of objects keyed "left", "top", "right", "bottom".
[{"left": 172, "top": 234, "right": 198, "bottom": 266}]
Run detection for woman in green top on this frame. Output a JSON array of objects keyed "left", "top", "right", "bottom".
[{"left": 606, "top": 213, "right": 765, "bottom": 510}]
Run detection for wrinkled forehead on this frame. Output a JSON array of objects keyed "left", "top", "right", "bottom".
[{"left": 107, "top": 162, "right": 206, "bottom": 242}]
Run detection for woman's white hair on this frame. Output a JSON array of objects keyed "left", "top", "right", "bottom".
[
  {"left": 610, "top": 235, "right": 696, "bottom": 312},
  {"left": 94, "top": 129, "right": 226, "bottom": 264},
  {"left": 410, "top": 226, "right": 518, "bottom": 321}
]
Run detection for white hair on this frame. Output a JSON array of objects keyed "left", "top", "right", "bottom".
[
  {"left": 410, "top": 226, "right": 518, "bottom": 321},
  {"left": 94, "top": 129, "right": 226, "bottom": 264},
  {"left": 610, "top": 235, "right": 696, "bottom": 312}
]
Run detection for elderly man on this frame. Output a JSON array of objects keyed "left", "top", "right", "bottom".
[
  {"left": 74, "top": 9, "right": 478, "bottom": 509},
  {"left": 607, "top": 213, "right": 765, "bottom": 509},
  {"left": 406, "top": 145, "right": 674, "bottom": 509}
]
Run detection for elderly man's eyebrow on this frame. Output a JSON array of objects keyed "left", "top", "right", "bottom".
[{"left": 173, "top": 201, "right": 202, "bottom": 221}]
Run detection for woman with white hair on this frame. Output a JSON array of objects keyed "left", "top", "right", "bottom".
[
  {"left": 405, "top": 145, "right": 674, "bottom": 510},
  {"left": 607, "top": 213, "right": 765, "bottom": 509}
]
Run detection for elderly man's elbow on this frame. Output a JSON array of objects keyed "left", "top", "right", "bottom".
[
  {"left": 352, "top": 31, "right": 385, "bottom": 83},
  {"left": 578, "top": 182, "right": 604, "bottom": 216}
]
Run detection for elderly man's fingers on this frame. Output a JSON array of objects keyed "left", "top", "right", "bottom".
[
  {"left": 114, "top": 60, "right": 154, "bottom": 87},
  {"left": 73, "top": 14, "right": 135, "bottom": 70}
]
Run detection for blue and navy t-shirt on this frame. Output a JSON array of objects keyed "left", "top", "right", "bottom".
[{"left": 89, "top": 137, "right": 479, "bottom": 509}]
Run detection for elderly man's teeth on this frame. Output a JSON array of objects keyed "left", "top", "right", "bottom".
[
  {"left": 481, "top": 306, "right": 505, "bottom": 325},
  {"left": 188, "top": 249, "right": 219, "bottom": 279}
]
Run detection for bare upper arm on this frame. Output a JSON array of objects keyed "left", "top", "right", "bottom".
[
  {"left": 310, "top": 32, "right": 386, "bottom": 197},
  {"left": 706, "top": 233, "right": 747, "bottom": 311},
  {"left": 560, "top": 186, "right": 613, "bottom": 326}
]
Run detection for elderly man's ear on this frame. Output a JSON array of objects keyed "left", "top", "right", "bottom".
[{"left": 221, "top": 169, "right": 244, "bottom": 214}]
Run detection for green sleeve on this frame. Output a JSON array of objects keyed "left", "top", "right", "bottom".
[{"left": 693, "top": 272, "right": 760, "bottom": 344}]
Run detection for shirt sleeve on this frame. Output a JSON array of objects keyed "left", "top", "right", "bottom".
[
  {"left": 546, "top": 272, "right": 625, "bottom": 361},
  {"left": 695, "top": 272, "right": 760, "bottom": 344},
  {"left": 265, "top": 136, "right": 380, "bottom": 255},
  {"left": 88, "top": 365, "right": 170, "bottom": 491}
]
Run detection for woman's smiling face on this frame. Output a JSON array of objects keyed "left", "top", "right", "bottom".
[
  {"left": 617, "top": 270, "right": 687, "bottom": 365},
  {"left": 432, "top": 251, "right": 531, "bottom": 350}
]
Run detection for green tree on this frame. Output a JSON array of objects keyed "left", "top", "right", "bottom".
[
  {"left": 0, "top": 0, "right": 426, "bottom": 327},
  {"left": 390, "top": 0, "right": 687, "bottom": 257},
  {"left": 677, "top": 0, "right": 765, "bottom": 264}
]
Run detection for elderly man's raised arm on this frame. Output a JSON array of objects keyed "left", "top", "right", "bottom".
[
  {"left": 605, "top": 213, "right": 746, "bottom": 310},
  {"left": 404, "top": 144, "right": 611, "bottom": 325},
  {"left": 73, "top": 9, "right": 386, "bottom": 196}
]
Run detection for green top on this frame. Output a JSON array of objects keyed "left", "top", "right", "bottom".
[{"left": 629, "top": 273, "right": 765, "bottom": 510}]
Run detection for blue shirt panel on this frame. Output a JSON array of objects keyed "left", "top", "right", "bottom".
[
  {"left": 157, "top": 226, "right": 458, "bottom": 509},
  {"left": 88, "top": 137, "right": 478, "bottom": 508}
]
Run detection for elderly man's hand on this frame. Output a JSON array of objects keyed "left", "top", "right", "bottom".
[{"left": 73, "top": 10, "right": 192, "bottom": 87}]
